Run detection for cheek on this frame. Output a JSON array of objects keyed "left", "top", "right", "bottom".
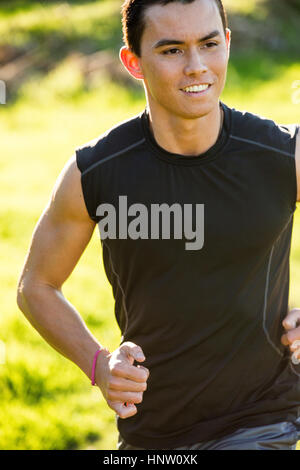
[
  {"left": 143, "top": 61, "right": 177, "bottom": 91},
  {"left": 149, "top": 60, "right": 176, "bottom": 80},
  {"left": 211, "top": 50, "right": 229, "bottom": 76}
]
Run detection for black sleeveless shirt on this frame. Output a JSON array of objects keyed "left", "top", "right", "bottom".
[{"left": 76, "top": 102, "right": 300, "bottom": 449}]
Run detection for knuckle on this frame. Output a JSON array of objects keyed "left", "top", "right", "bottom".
[
  {"left": 136, "top": 393, "right": 143, "bottom": 403},
  {"left": 133, "top": 394, "right": 141, "bottom": 404},
  {"left": 141, "top": 382, "right": 147, "bottom": 391},
  {"left": 282, "top": 319, "right": 288, "bottom": 328},
  {"left": 281, "top": 335, "right": 290, "bottom": 346},
  {"left": 143, "top": 371, "right": 149, "bottom": 381},
  {"left": 111, "top": 363, "right": 123, "bottom": 375},
  {"left": 286, "top": 332, "right": 293, "bottom": 343},
  {"left": 283, "top": 318, "right": 293, "bottom": 329},
  {"left": 108, "top": 376, "right": 120, "bottom": 390},
  {"left": 121, "top": 341, "right": 135, "bottom": 352}
]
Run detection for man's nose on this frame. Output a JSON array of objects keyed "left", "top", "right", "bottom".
[{"left": 184, "top": 50, "right": 208, "bottom": 75}]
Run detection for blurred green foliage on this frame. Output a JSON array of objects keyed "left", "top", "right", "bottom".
[{"left": 0, "top": 0, "right": 299, "bottom": 450}]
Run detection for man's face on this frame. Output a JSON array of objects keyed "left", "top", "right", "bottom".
[{"left": 138, "top": 0, "right": 230, "bottom": 120}]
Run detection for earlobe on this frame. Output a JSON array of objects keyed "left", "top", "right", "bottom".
[{"left": 119, "top": 46, "right": 144, "bottom": 80}]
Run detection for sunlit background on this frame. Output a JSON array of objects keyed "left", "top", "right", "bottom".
[{"left": 0, "top": 0, "right": 299, "bottom": 450}]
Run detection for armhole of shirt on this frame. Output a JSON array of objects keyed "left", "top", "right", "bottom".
[{"left": 75, "top": 148, "right": 99, "bottom": 223}]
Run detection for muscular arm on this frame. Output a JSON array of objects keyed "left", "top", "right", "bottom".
[
  {"left": 16, "top": 156, "right": 149, "bottom": 418},
  {"left": 16, "top": 156, "right": 108, "bottom": 379}
]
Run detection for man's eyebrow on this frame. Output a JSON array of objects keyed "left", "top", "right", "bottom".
[{"left": 153, "top": 30, "right": 221, "bottom": 49}]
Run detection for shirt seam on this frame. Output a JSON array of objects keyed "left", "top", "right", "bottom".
[
  {"left": 262, "top": 244, "right": 284, "bottom": 358},
  {"left": 81, "top": 138, "right": 146, "bottom": 177},
  {"left": 229, "top": 135, "right": 295, "bottom": 158},
  {"left": 102, "top": 240, "right": 129, "bottom": 341}
]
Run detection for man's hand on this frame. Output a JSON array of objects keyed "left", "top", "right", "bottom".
[
  {"left": 281, "top": 308, "right": 300, "bottom": 364},
  {"left": 95, "top": 341, "right": 150, "bottom": 419}
]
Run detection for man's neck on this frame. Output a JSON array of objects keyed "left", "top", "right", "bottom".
[{"left": 147, "top": 103, "right": 224, "bottom": 157}]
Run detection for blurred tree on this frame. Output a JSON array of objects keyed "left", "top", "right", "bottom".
[
  {"left": 284, "top": 0, "right": 300, "bottom": 10},
  {"left": 267, "top": 0, "right": 300, "bottom": 12}
]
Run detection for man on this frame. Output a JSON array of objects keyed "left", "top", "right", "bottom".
[{"left": 17, "top": 0, "right": 300, "bottom": 450}]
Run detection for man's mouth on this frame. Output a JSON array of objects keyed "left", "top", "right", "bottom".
[{"left": 181, "top": 84, "right": 211, "bottom": 93}]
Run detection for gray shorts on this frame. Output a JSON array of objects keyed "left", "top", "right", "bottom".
[{"left": 117, "top": 417, "right": 300, "bottom": 450}]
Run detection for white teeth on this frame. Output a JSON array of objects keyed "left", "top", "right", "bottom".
[{"left": 183, "top": 84, "right": 209, "bottom": 93}]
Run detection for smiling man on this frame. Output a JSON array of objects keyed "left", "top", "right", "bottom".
[{"left": 17, "top": 0, "right": 300, "bottom": 451}]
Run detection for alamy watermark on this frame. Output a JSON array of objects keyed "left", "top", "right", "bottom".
[
  {"left": 292, "top": 80, "right": 300, "bottom": 105},
  {"left": 0, "top": 340, "right": 6, "bottom": 364},
  {"left": 0, "top": 80, "right": 6, "bottom": 104},
  {"left": 97, "top": 196, "right": 204, "bottom": 251}
]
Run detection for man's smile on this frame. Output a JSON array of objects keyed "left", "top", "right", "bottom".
[{"left": 181, "top": 83, "right": 212, "bottom": 95}]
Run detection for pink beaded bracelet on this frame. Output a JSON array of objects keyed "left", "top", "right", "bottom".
[{"left": 91, "top": 349, "right": 102, "bottom": 386}]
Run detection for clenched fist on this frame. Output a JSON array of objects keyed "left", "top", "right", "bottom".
[{"left": 94, "top": 341, "right": 150, "bottom": 419}]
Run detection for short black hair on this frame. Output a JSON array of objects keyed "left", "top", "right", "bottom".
[{"left": 122, "top": 0, "right": 228, "bottom": 57}]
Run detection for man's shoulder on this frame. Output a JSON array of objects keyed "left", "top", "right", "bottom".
[
  {"left": 225, "top": 103, "right": 299, "bottom": 157},
  {"left": 75, "top": 111, "right": 145, "bottom": 175}
]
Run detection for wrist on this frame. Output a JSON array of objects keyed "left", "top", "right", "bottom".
[{"left": 91, "top": 347, "right": 110, "bottom": 386}]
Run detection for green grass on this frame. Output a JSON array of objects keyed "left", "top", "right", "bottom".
[
  {"left": 223, "top": 0, "right": 266, "bottom": 15},
  {"left": 1, "top": 0, "right": 300, "bottom": 451},
  {"left": 0, "top": 0, "right": 123, "bottom": 51}
]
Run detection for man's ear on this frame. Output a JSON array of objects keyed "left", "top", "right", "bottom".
[
  {"left": 119, "top": 46, "right": 144, "bottom": 80},
  {"left": 225, "top": 28, "right": 231, "bottom": 57}
]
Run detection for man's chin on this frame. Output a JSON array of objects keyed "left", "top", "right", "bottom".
[{"left": 175, "top": 108, "right": 214, "bottom": 120}]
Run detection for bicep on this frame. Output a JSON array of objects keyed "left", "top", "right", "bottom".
[{"left": 19, "top": 156, "right": 96, "bottom": 289}]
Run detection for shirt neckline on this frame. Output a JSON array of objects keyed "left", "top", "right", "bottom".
[{"left": 140, "top": 101, "right": 231, "bottom": 166}]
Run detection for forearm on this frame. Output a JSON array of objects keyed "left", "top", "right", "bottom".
[{"left": 17, "top": 281, "right": 109, "bottom": 380}]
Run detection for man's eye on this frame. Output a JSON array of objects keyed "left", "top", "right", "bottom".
[
  {"left": 203, "top": 42, "right": 218, "bottom": 49},
  {"left": 162, "top": 48, "right": 182, "bottom": 55}
]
